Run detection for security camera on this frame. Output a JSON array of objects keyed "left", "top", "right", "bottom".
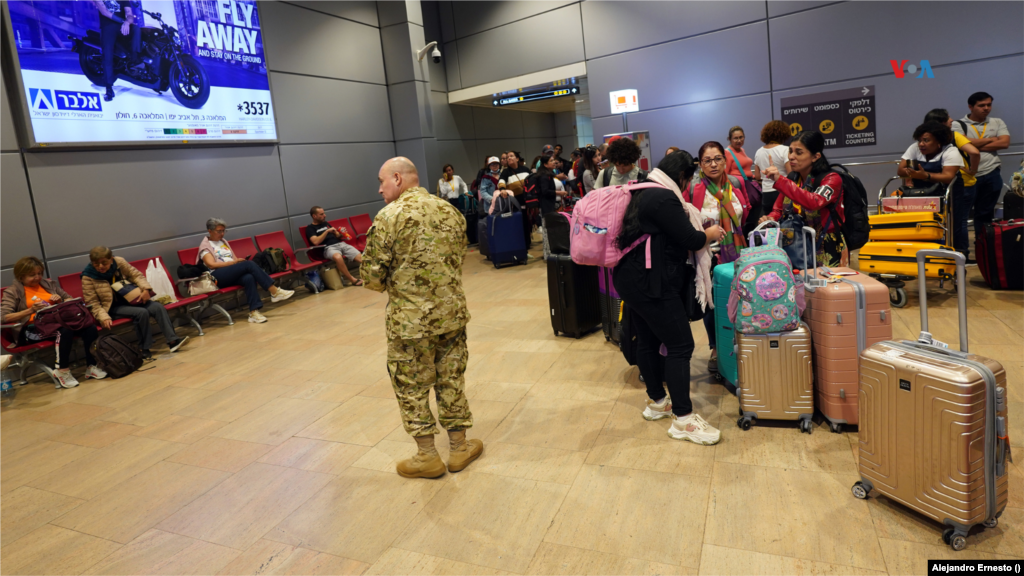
[{"left": 417, "top": 41, "right": 440, "bottom": 63}]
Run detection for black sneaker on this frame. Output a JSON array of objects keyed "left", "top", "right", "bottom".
[
  {"left": 140, "top": 349, "right": 154, "bottom": 361},
  {"left": 965, "top": 257, "right": 977, "bottom": 266}
]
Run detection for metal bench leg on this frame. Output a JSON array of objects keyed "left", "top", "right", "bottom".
[
  {"left": 210, "top": 303, "right": 235, "bottom": 325},
  {"left": 37, "top": 364, "right": 58, "bottom": 388},
  {"left": 188, "top": 315, "right": 205, "bottom": 336}
]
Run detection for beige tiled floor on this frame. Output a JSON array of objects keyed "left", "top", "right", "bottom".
[{"left": 1, "top": 240, "right": 1021, "bottom": 575}]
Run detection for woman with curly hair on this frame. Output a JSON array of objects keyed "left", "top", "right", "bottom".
[{"left": 752, "top": 120, "right": 792, "bottom": 212}]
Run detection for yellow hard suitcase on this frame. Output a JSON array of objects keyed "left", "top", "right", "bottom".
[{"left": 868, "top": 212, "right": 945, "bottom": 242}]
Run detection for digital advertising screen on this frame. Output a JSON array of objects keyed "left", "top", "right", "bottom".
[{"left": 5, "top": 0, "right": 279, "bottom": 147}]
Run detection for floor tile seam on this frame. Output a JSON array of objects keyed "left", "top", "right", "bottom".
[
  {"left": 387, "top": 544, "right": 529, "bottom": 575},
  {"left": 35, "top": 523, "right": 129, "bottom": 576},
  {"left": 535, "top": 539, "right": 692, "bottom": 570},
  {"left": 875, "top": 536, "right": 1024, "bottom": 561},
  {"left": 146, "top": 522, "right": 255, "bottom": 554},
  {"left": 579, "top": 451, "right": 717, "bottom": 482},
  {"left": 709, "top": 454, "right": 861, "bottom": 478},
  {"left": 698, "top": 541, "right": 889, "bottom": 575},
  {"left": 446, "top": 465, "right": 580, "bottom": 488},
  {"left": 168, "top": 392, "right": 296, "bottom": 424}
]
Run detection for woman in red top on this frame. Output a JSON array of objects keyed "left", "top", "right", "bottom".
[
  {"left": 760, "top": 130, "right": 848, "bottom": 268},
  {"left": 723, "top": 126, "right": 754, "bottom": 180}
]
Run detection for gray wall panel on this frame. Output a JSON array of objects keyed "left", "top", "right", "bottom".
[
  {"left": 588, "top": 22, "right": 770, "bottom": 118},
  {"left": 26, "top": 147, "right": 287, "bottom": 258},
  {"left": 432, "top": 93, "right": 476, "bottom": 140},
  {"left": 436, "top": 140, "right": 479, "bottom": 185},
  {"left": 1, "top": 269, "right": 15, "bottom": 288},
  {"left": 770, "top": 2, "right": 1024, "bottom": 90},
  {"left": 438, "top": 1, "right": 456, "bottom": 43},
  {"left": 766, "top": 1, "right": 839, "bottom": 17},
  {"left": 582, "top": 1, "right": 765, "bottom": 59},
  {"left": 284, "top": 1, "right": 379, "bottom": 26},
  {"left": 261, "top": 2, "right": 385, "bottom": 84},
  {"left": 378, "top": 0, "right": 423, "bottom": 27},
  {"left": 521, "top": 112, "right": 556, "bottom": 138},
  {"left": 472, "top": 108, "right": 523, "bottom": 139},
  {"left": 381, "top": 22, "right": 427, "bottom": 84},
  {"left": 523, "top": 138, "right": 552, "bottom": 160},
  {"left": 443, "top": 41, "right": 462, "bottom": 91},
  {"left": 1, "top": 153, "right": 42, "bottom": 267},
  {"left": 595, "top": 94, "right": 774, "bottom": 158},
  {"left": 1, "top": 73, "right": 19, "bottom": 152},
  {"left": 389, "top": 81, "right": 433, "bottom": 141},
  {"left": 772, "top": 55, "right": 1024, "bottom": 157},
  {"left": 456, "top": 5, "right": 584, "bottom": 88},
  {"left": 395, "top": 138, "right": 431, "bottom": 177},
  {"left": 421, "top": 1, "right": 448, "bottom": 91},
  {"left": 44, "top": 218, "right": 292, "bottom": 281},
  {"left": 452, "top": 1, "right": 576, "bottom": 39},
  {"left": 477, "top": 138, "right": 527, "bottom": 159},
  {"left": 279, "top": 142, "right": 396, "bottom": 215},
  {"left": 271, "top": 73, "right": 393, "bottom": 144},
  {"left": 554, "top": 112, "right": 575, "bottom": 138}
]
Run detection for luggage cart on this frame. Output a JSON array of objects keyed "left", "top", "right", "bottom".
[{"left": 864, "top": 178, "right": 956, "bottom": 308}]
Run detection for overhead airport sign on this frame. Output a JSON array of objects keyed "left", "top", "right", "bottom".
[
  {"left": 493, "top": 86, "right": 578, "bottom": 107},
  {"left": 610, "top": 89, "right": 639, "bottom": 114},
  {"left": 780, "top": 86, "right": 876, "bottom": 149}
]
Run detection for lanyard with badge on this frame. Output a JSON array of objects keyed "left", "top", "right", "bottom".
[{"left": 970, "top": 122, "right": 988, "bottom": 139}]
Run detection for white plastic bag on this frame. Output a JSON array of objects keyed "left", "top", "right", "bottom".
[{"left": 146, "top": 258, "right": 177, "bottom": 303}]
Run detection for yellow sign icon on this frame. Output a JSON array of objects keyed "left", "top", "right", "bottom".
[
  {"left": 852, "top": 115, "right": 869, "bottom": 131},
  {"left": 789, "top": 123, "right": 802, "bottom": 136},
  {"left": 819, "top": 119, "right": 835, "bottom": 134}
]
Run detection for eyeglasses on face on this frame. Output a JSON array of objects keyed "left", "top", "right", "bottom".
[{"left": 701, "top": 156, "right": 725, "bottom": 166}]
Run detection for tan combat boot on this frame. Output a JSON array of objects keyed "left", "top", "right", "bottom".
[
  {"left": 447, "top": 430, "right": 483, "bottom": 472},
  {"left": 396, "top": 435, "right": 447, "bottom": 479}
]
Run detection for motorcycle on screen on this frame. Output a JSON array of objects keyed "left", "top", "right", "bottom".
[{"left": 70, "top": 9, "right": 211, "bottom": 109}]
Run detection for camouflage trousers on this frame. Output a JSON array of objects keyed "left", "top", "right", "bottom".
[{"left": 387, "top": 327, "right": 473, "bottom": 437}]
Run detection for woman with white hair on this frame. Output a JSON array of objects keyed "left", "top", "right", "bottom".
[{"left": 196, "top": 218, "right": 294, "bottom": 324}]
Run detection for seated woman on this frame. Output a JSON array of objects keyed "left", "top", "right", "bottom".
[
  {"left": 197, "top": 218, "right": 295, "bottom": 324},
  {"left": 613, "top": 151, "right": 725, "bottom": 446},
  {"left": 82, "top": 246, "right": 189, "bottom": 360},
  {"left": 761, "top": 130, "right": 847, "bottom": 268},
  {"left": 897, "top": 121, "right": 963, "bottom": 189},
  {"left": 0, "top": 256, "right": 105, "bottom": 388}
]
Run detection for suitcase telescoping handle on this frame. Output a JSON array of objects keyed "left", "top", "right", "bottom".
[
  {"left": 800, "top": 226, "right": 825, "bottom": 290},
  {"left": 917, "top": 249, "right": 968, "bottom": 353}
]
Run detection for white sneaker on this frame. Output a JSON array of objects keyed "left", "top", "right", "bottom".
[
  {"left": 642, "top": 396, "right": 673, "bottom": 421},
  {"left": 270, "top": 288, "right": 295, "bottom": 303},
  {"left": 667, "top": 412, "right": 721, "bottom": 445},
  {"left": 168, "top": 336, "right": 190, "bottom": 353},
  {"left": 83, "top": 365, "right": 107, "bottom": 380},
  {"left": 248, "top": 310, "right": 268, "bottom": 324},
  {"left": 53, "top": 368, "right": 80, "bottom": 389}
]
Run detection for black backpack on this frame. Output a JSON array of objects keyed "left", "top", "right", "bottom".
[
  {"left": 251, "top": 250, "right": 276, "bottom": 275},
  {"left": 93, "top": 333, "right": 144, "bottom": 379},
  {"left": 829, "top": 164, "right": 870, "bottom": 252}
]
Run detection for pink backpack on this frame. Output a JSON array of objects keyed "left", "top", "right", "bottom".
[{"left": 570, "top": 182, "right": 661, "bottom": 268}]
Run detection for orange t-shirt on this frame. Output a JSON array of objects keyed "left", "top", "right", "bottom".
[{"left": 24, "top": 285, "right": 54, "bottom": 322}]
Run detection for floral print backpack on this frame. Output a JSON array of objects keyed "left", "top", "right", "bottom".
[{"left": 727, "top": 223, "right": 806, "bottom": 334}]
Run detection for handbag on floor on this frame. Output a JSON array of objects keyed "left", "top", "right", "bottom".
[{"left": 321, "top": 267, "right": 343, "bottom": 290}]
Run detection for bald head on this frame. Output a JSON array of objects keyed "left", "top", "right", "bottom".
[{"left": 378, "top": 156, "right": 420, "bottom": 204}]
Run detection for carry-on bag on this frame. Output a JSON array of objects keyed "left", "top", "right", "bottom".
[
  {"left": 477, "top": 218, "right": 490, "bottom": 259},
  {"left": 465, "top": 211, "right": 479, "bottom": 245},
  {"left": 546, "top": 254, "right": 601, "bottom": 338},
  {"left": 735, "top": 321, "right": 815, "bottom": 432},
  {"left": 712, "top": 262, "right": 737, "bottom": 386},
  {"left": 975, "top": 220, "right": 1023, "bottom": 290},
  {"left": 857, "top": 241, "right": 957, "bottom": 278},
  {"left": 868, "top": 212, "right": 945, "bottom": 242},
  {"left": 802, "top": 266, "right": 891, "bottom": 432},
  {"left": 321, "top": 267, "right": 343, "bottom": 290},
  {"left": 93, "top": 333, "right": 145, "bottom": 379},
  {"left": 487, "top": 212, "right": 528, "bottom": 268},
  {"left": 597, "top": 267, "right": 622, "bottom": 344},
  {"left": 853, "top": 249, "right": 1009, "bottom": 552},
  {"left": 543, "top": 212, "right": 572, "bottom": 257}
]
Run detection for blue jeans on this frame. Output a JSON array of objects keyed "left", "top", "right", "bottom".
[
  {"left": 211, "top": 260, "right": 274, "bottom": 311},
  {"left": 973, "top": 167, "right": 1003, "bottom": 236},
  {"left": 950, "top": 177, "right": 976, "bottom": 256}
]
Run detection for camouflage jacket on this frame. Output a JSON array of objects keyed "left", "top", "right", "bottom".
[{"left": 361, "top": 187, "right": 470, "bottom": 340}]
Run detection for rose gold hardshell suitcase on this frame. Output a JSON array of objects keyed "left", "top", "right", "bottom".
[
  {"left": 802, "top": 267, "right": 892, "bottom": 432},
  {"left": 853, "top": 250, "right": 1010, "bottom": 552},
  {"left": 735, "top": 322, "right": 815, "bottom": 433}
]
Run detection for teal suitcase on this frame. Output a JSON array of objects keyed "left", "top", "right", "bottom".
[{"left": 712, "top": 262, "right": 738, "bottom": 387}]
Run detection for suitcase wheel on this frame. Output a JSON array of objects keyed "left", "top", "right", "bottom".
[
  {"left": 851, "top": 481, "right": 870, "bottom": 500},
  {"left": 799, "top": 419, "right": 813, "bottom": 434},
  {"left": 943, "top": 528, "right": 968, "bottom": 551},
  {"left": 983, "top": 518, "right": 999, "bottom": 529},
  {"left": 889, "top": 286, "right": 908, "bottom": 308},
  {"left": 712, "top": 371, "right": 724, "bottom": 383},
  {"left": 737, "top": 416, "right": 754, "bottom": 431},
  {"left": 829, "top": 421, "right": 843, "bottom": 434}
]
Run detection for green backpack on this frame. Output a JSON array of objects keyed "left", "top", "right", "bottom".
[{"left": 727, "top": 243, "right": 805, "bottom": 334}]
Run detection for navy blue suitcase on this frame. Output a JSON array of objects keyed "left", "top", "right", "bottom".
[{"left": 487, "top": 211, "right": 528, "bottom": 268}]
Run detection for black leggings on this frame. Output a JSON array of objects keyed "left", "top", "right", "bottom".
[
  {"left": 624, "top": 294, "right": 696, "bottom": 416},
  {"left": 19, "top": 324, "right": 98, "bottom": 369}
]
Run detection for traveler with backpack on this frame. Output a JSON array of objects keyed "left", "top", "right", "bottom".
[
  {"left": 536, "top": 154, "right": 568, "bottom": 216},
  {"left": 924, "top": 109, "right": 980, "bottom": 260},
  {"left": 687, "top": 142, "right": 748, "bottom": 375},
  {"left": 306, "top": 206, "right": 364, "bottom": 287},
  {"left": 197, "top": 218, "right": 295, "bottom": 324},
  {"left": 477, "top": 157, "right": 501, "bottom": 214},
  {"left": 613, "top": 151, "right": 725, "bottom": 446},
  {"left": 81, "top": 246, "right": 189, "bottom": 360},
  {"left": 596, "top": 137, "right": 646, "bottom": 188},
  {"left": 723, "top": 126, "right": 755, "bottom": 180},
  {"left": 761, "top": 130, "right": 848, "bottom": 268},
  {"left": 1, "top": 256, "right": 105, "bottom": 388}
]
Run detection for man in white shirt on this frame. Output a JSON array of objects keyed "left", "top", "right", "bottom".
[{"left": 951, "top": 92, "right": 1011, "bottom": 251}]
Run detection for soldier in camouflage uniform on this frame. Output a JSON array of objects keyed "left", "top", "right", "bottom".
[{"left": 361, "top": 157, "right": 483, "bottom": 479}]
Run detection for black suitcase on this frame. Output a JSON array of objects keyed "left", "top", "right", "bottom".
[
  {"left": 1002, "top": 191, "right": 1023, "bottom": 220},
  {"left": 465, "top": 211, "right": 478, "bottom": 245},
  {"left": 546, "top": 255, "right": 601, "bottom": 338},
  {"left": 598, "top": 267, "right": 622, "bottom": 344},
  {"left": 619, "top": 301, "right": 636, "bottom": 365},
  {"left": 477, "top": 218, "right": 489, "bottom": 259},
  {"left": 543, "top": 212, "right": 571, "bottom": 255}
]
